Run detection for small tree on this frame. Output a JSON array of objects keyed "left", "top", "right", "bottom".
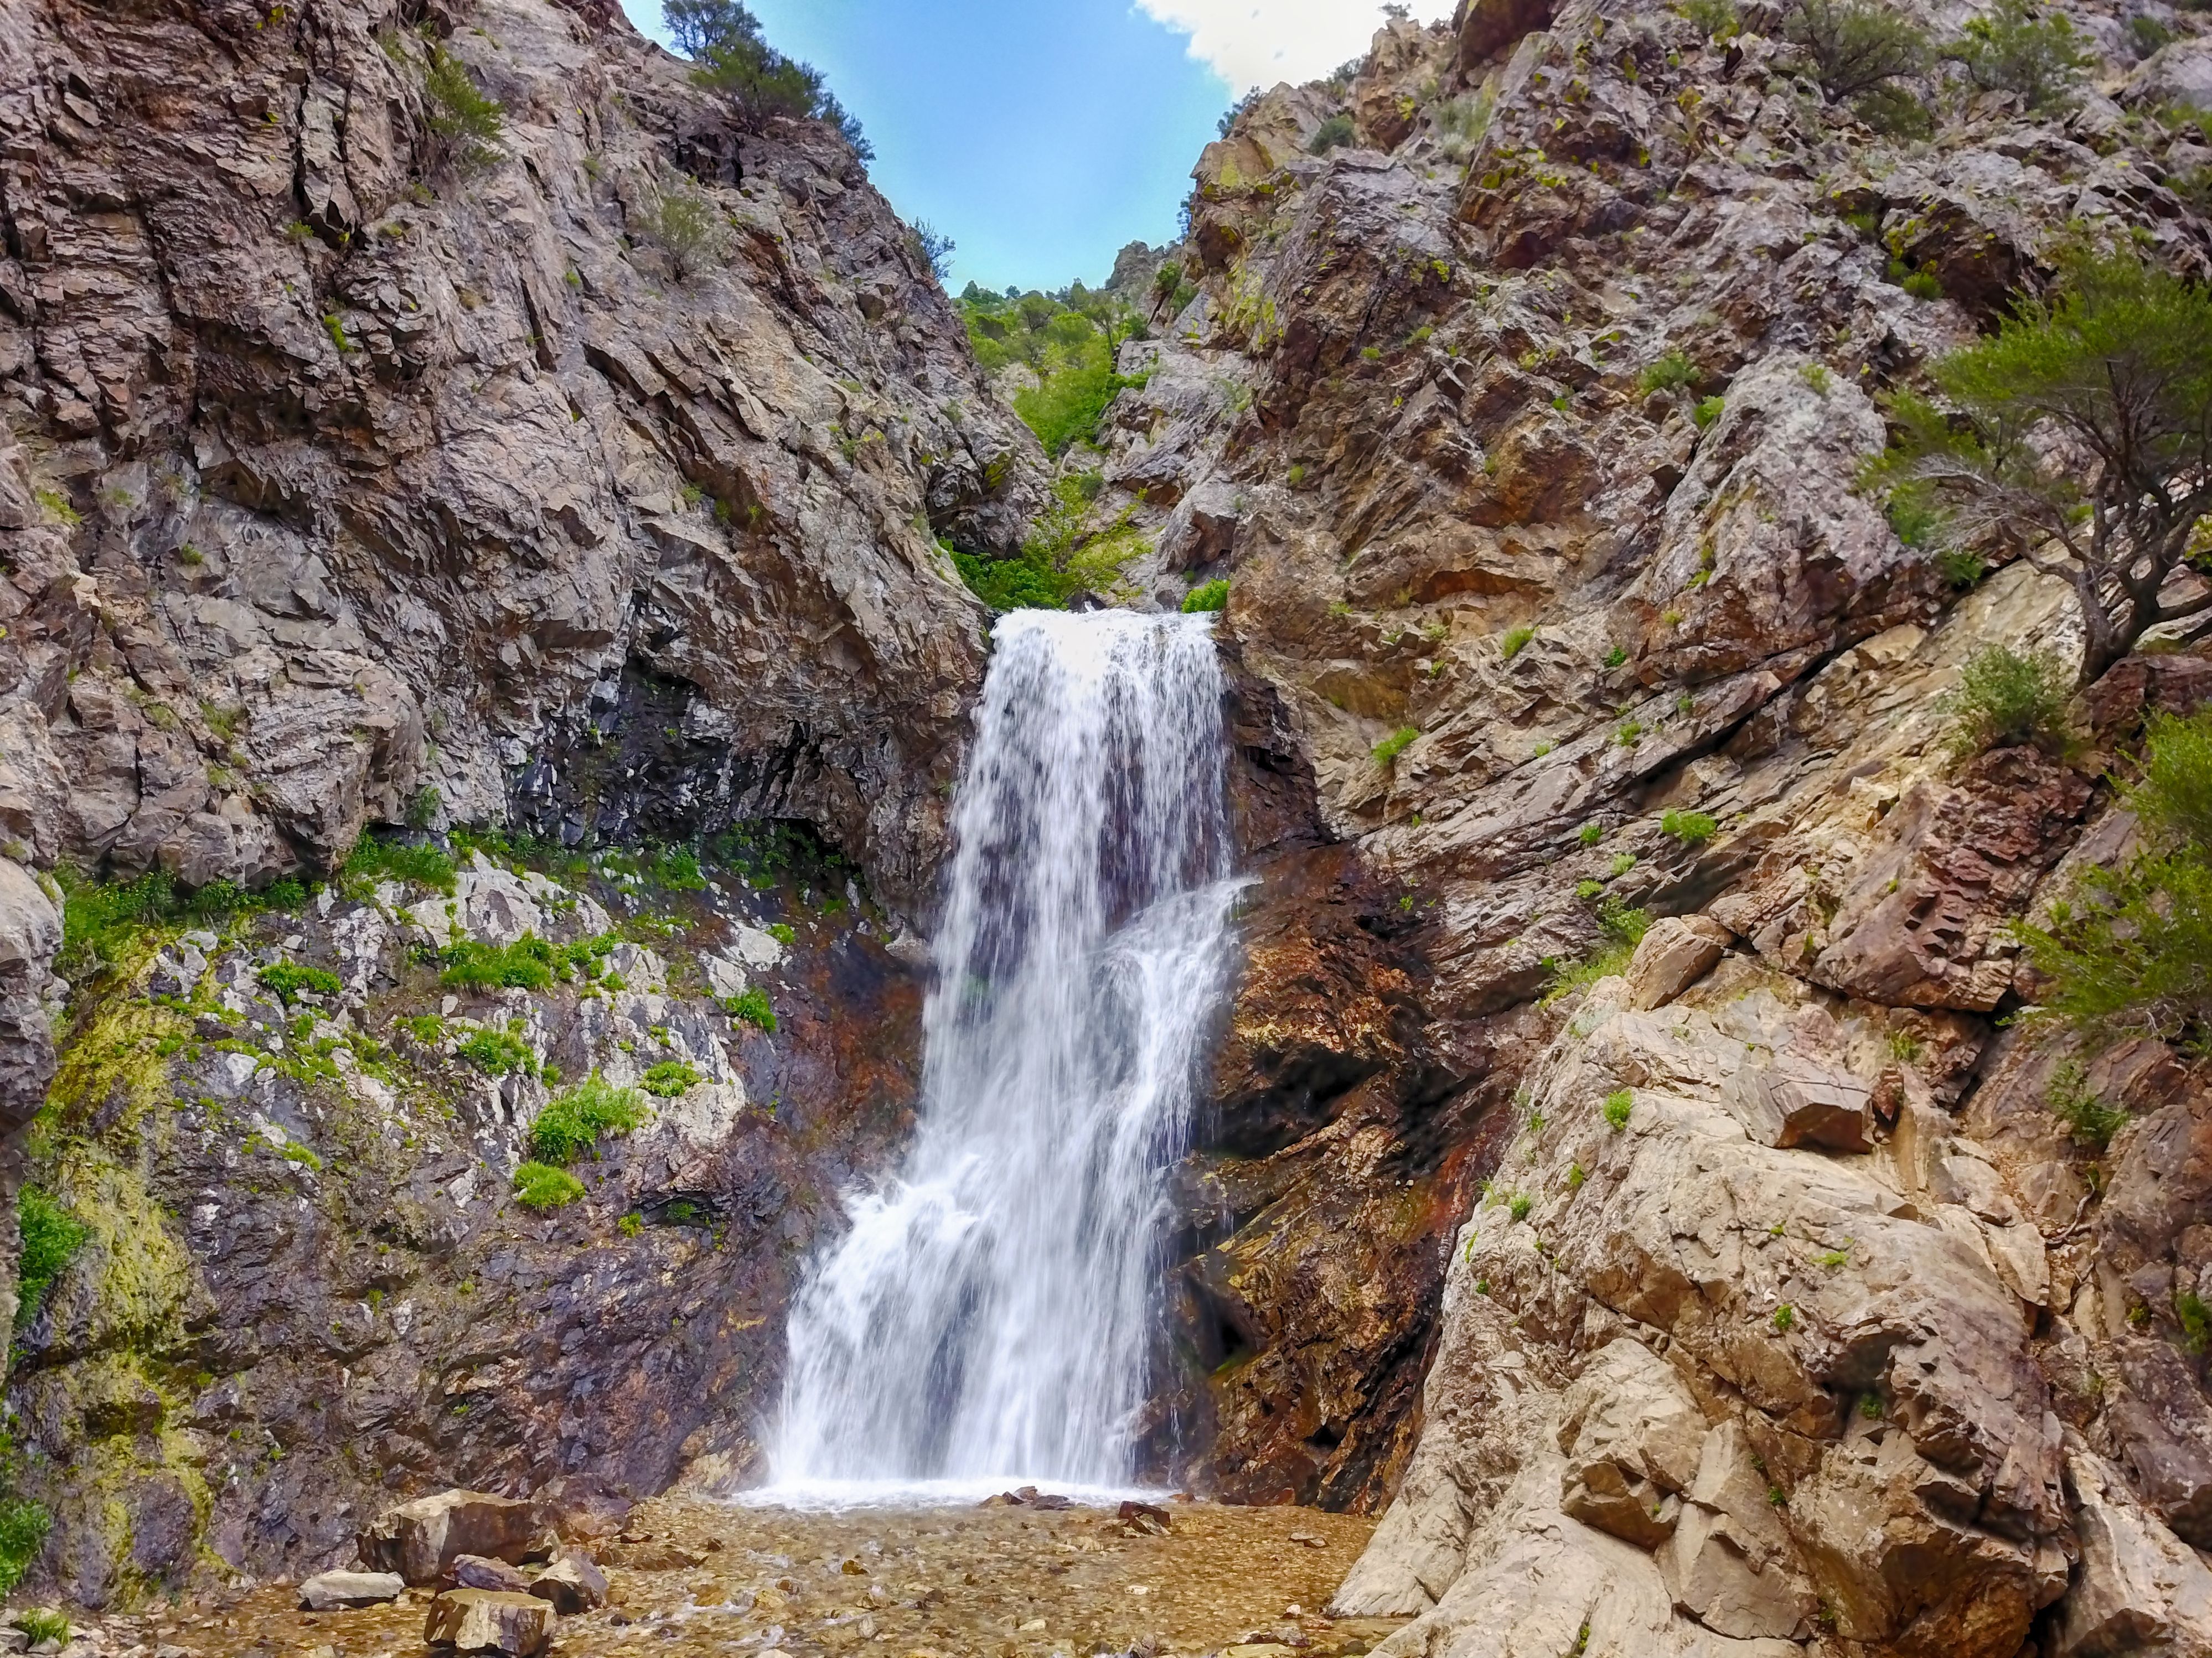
[
  {"left": 911, "top": 222, "right": 955, "bottom": 282},
  {"left": 1782, "top": 0, "right": 1931, "bottom": 103},
  {"left": 664, "top": 0, "right": 848, "bottom": 132},
  {"left": 1869, "top": 248, "right": 2212, "bottom": 687},
  {"left": 1944, "top": 0, "right": 2091, "bottom": 111},
  {"left": 421, "top": 41, "right": 503, "bottom": 173},
  {"left": 636, "top": 175, "right": 727, "bottom": 278}
]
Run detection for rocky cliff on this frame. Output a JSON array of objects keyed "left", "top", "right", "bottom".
[
  {"left": 9, "top": 0, "right": 2212, "bottom": 1649},
  {"left": 1051, "top": 0, "right": 2212, "bottom": 1651},
  {"left": 0, "top": 0, "right": 1045, "bottom": 1604}
]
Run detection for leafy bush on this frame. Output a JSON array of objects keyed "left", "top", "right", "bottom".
[
  {"left": 1939, "top": 645, "right": 2073, "bottom": 755},
  {"left": 1902, "top": 268, "right": 1944, "bottom": 301},
  {"left": 2015, "top": 711, "right": 2212, "bottom": 1048},
  {"left": 1579, "top": 822, "right": 1604, "bottom": 847},
  {"left": 635, "top": 175, "right": 727, "bottom": 278},
  {"left": 1182, "top": 579, "right": 1228, "bottom": 614},
  {"left": 1638, "top": 350, "right": 1699, "bottom": 396},
  {"left": 1936, "top": 549, "right": 1987, "bottom": 588},
  {"left": 950, "top": 473, "right": 1148, "bottom": 610},
  {"left": 258, "top": 961, "right": 342, "bottom": 1005},
  {"left": 1782, "top": 0, "right": 1931, "bottom": 101},
  {"left": 1604, "top": 1089, "right": 1634, "bottom": 1129},
  {"left": 767, "top": 922, "right": 797, "bottom": 945},
  {"left": 1508, "top": 1193, "right": 1534, "bottom": 1221},
  {"left": 1662, "top": 810, "right": 1719, "bottom": 844},
  {"left": 1372, "top": 726, "right": 1419, "bottom": 766},
  {"left": 1693, "top": 395, "right": 1725, "bottom": 429},
  {"left": 1308, "top": 114, "right": 1356, "bottom": 154},
  {"left": 529, "top": 1072, "right": 649, "bottom": 1164},
  {"left": 422, "top": 40, "right": 504, "bottom": 172},
  {"left": 1501, "top": 624, "right": 1536, "bottom": 659},
  {"left": 723, "top": 986, "right": 777, "bottom": 1031},
  {"left": 456, "top": 1028, "right": 535, "bottom": 1077},
  {"left": 343, "top": 835, "right": 457, "bottom": 894},
  {"left": 0, "top": 1505, "right": 51, "bottom": 1598},
  {"left": 1543, "top": 900, "right": 1651, "bottom": 1002},
  {"left": 1678, "top": 0, "right": 1740, "bottom": 38},
  {"left": 640, "top": 1060, "right": 701, "bottom": 1097},
  {"left": 441, "top": 935, "right": 559, "bottom": 992},
  {"left": 513, "top": 1162, "right": 585, "bottom": 1210},
  {"left": 1853, "top": 80, "right": 1934, "bottom": 137},
  {"left": 2045, "top": 1059, "right": 2129, "bottom": 1149},
  {"left": 16, "top": 1188, "right": 88, "bottom": 1329},
  {"left": 1435, "top": 90, "right": 1495, "bottom": 159},
  {"left": 2131, "top": 14, "right": 2176, "bottom": 57},
  {"left": 1945, "top": 0, "right": 2091, "bottom": 110}
]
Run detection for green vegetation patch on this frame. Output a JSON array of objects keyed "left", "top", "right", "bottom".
[
  {"left": 950, "top": 474, "right": 1149, "bottom": 611},
  {"left": 456, "top": 1028, "right": 536, "bottom": 1077},
  {"left": 1543, "top": 900, "right": 1651, "bottom": 1003},
  {"left": 1182, "top": 579, "right": 1228, "bottom": 614},
  {"left": 1661, "top": 810, "right": 1719, "bottom": 844},
  {"left": 641, "top": 1060, "right": 702, "bottom": 1098},
  {"left": 15, "top": 1188, "right": 90, "bottom": 1330},
  {"left": 1940, "top": 645, "right": 2073, "bottom": 757},
  {"left": 958, "top": 284, "right": 1148, "bottom": 458},
  {"left": 528, "top": 1073, "right": 649, "bottom": 1164},
  {"left": 343, "top": 835, "right": 458, "bottom": 894},
  {"left": 257, "top": 961, "right": 342, "bottom": 1005},
  {"left": 722, "top": 987, "right": 776, "bottom": 1032},
  {"left": 512, "top": 1162, "right": 585, "bottom": 1210}
]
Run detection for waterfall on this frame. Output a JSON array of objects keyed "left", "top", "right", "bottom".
[{"left": 766, "top": 608, "right": 1242, "bottom": 1494}]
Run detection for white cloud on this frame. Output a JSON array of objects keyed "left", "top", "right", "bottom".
[{"left": 1134, "top": 0, "right": 1453, "bottom": 91}]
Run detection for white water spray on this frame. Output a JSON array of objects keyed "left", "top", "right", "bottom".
[{"left": 766, "top": 609, "right": 1241, "bottom": 1493}]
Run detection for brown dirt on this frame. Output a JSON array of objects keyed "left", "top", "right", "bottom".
[{"left": 93, "top": 1495, "right": 1405, "bottom": 1658}]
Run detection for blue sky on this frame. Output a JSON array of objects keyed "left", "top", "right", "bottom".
[{"left": 616, "top": 0, "right": 1440, "bottom": 293}]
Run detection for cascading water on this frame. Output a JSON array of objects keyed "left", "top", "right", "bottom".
[{"left": 766, "top": 608, "right": 1243, "bottom": 1493}]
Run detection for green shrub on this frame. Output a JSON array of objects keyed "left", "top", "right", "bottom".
[
  {"left": 1853, "top": 81, "right": 1934, "bottom": 137},
  {"left": 15, "top": 1188, "right": 89, "bottom": 1329},
  {"left": 1182, "top": 579, "right": 1228, "bottom": 614},
  {"left": 2130, "top": 14, "right": 2175, "bottom": 57},
  {"left": 1945, "top": 0, "right": 2091, "bottom": 110},
  {"left": 640, "top": 1060, "right": 701, "bottom": 1097},
  {"left": 2044, "top": 1059, "right": 2129, "bottom": 1149},
  {"left": 1501, "top": 624, "right": 1536, "bottom": 658},
  {"left": 766, "top": 922, "right": 796, "bottom": 945},
  {"left": 1608, "top": 852, "right": 1638, "bottom": 878},
  {"left": 1603, "top": 644, "right": 1628, "bottom": 669},
  {"left": 343, "top": 835, "right": 457, "bottom": 894},
  {"left": 1372, "top": 726, "right": 1419, "bottom": 766},
  {"left": 670, "top": 0, "right": 855, "bottom": 134},
  {"left": 1901, "top": 269, "right": 1944, "bottom": 301},
  {"left": 1604, "top": 1089, "right": 1634, "bottom": 1129},
  {"left": 512, "top": 1162, "right": 585, "bottom": 1210},
  {"left": 1772, "top": 1303, "right": 1796, "bottom": 1333},
  {"left": 1543, "top": 900, "right": 1652, "bottom": 1002},
  {"left": 1678, "top": 0, "right": 1740, "bottom": 39},
  {"left": 2179, "top": 1290, "right": 2211, "bottom": 1355},
  {"left": 1307, "top": 113, "right": 1356, "bottom": 154},
  {"left": 439, "top": 935, "right": 566, "bottom": 992},
  {"left": 1782, "top": 0, "right": 1931, "bottom": 101},
  {"left": 2017, "top": 713, "right": 2212, "bottom": 1048},
  {"left": 951, "top": 473, "right": 1148, "bottom": 610},
  {"left": 1692, "top": 395, "right": 1725, "bottom": 429},
  {"left": 258, "top": 961, "right": 342, "bottom": 1005},
  {"left": 422, "top": 40, "right": 504, "bottom": 171},
  {"left": 635, "top": 175, "right": 727, "bottom": 278},
  {"left": 456, "top": 1028, "right": 535, "bottom": 1077},
  {"left": 1638, "top": 350, "right": 1699, "bottom": 396},
  {"left": 1662, "top": 809, "right": 1719, "bottom": 844},
  {"left": 1935, "top": 548, "right": 1987, "bottom": 588},
  {"left": 723, "top": 986, "right": 776, "bottom": 1032},
  {"left": 0, "top": 1505, "right": 51, "bottom": 1598},
  {"left": 1508, "top": 1193, "right": 1534, "bottom": 1221},
  {"left": 529, "top": 1072, "right": 649, "bottom": 1164},
  {"left": 1882, "top": 484, "right": 1942, "bottom": 548},
  {"left": 1578, "top": 822, "right": 1604, "bottom": 847},
  {"left": 1939, "top": 644, "right": 2072, "bottom": 756}
]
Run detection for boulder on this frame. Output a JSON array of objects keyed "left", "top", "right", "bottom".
[
  {"left": 361, "top": 1491, "right": 541, "bottom": 1587},
  {"left": 2057, "top": 1450, "right": 2212, "bottom": 1658},
  {"left": 536, "top": 1475, "right": 634, "bottom": 1544},
  {"left": 1556, "top": 1339, "right": 1708, "bottom": 1547},
  {"left": 527, "top": 1550, "right": 608, "bottom": 1614},
  {"left": 423, "top": 1590, "right": 555, "bottom": 1657},
  {"left": 441, "top": 1555, "right": 530, "bottom": 1593},
  {"left": 296, "top": 1571, "right": 405, "bottom": 1611},
  {"left": 1622, "top": 916, "right": 1730, "bottom": 1011},
  {"left": 1724, "top": 1056, "right": 1872, "bottom": 1153}
]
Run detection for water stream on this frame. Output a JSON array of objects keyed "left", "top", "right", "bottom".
[{"left": 764, "top": 609, "right": 1242, "bottom": 1496}]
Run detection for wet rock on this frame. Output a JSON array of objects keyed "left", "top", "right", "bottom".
[
  {"left": 361, "top": 1492, "right": 540, "bottom": 1587},
  {"left": 441, "top": 1556, "right": 530, "bottom": 1594},
  {"left": 294, "top": 1571, "right": 405, "bottom": 1612},
  {"left": 525, "top": 1550, "right": 608, "bottom": 1615},
  {"left": 422, "top": 1590, "right": 554, "bottom": 1658},
  {"left": 1622, "top": 916, "right": 1731, "bottom": 1011}
]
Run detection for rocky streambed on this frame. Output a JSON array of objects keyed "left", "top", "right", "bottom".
[{"left": 43, "top": 1494, "right": 1398, "bottom": 1658}]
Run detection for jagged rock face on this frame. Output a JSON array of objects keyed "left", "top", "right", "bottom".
[
  {"left": 12, "top": 849, "right": 927, "bottom": 1605},
  {"left": 1058, "top": 0, "right": 2212, "bottom": 1647},
  {"left": 0, "top": 0, "right": 1045, "bottom": 917}
]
